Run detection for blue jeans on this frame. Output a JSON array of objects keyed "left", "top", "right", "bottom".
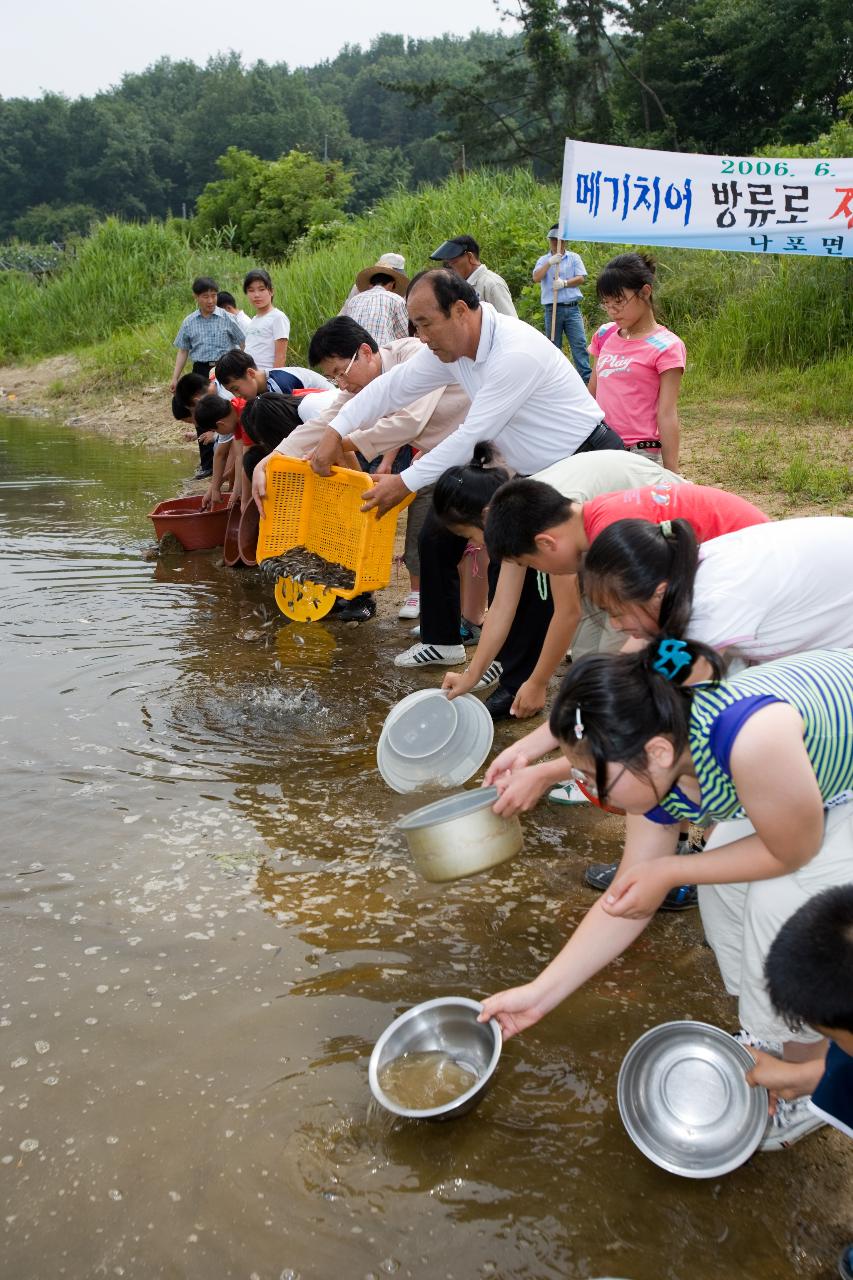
[{"left": 544, "top": 304, "right": 591, "bottom": 383}]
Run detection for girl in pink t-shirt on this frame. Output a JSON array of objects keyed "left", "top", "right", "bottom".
[{"left": 588, "top": 253, "right": 686, "bottom": 472}]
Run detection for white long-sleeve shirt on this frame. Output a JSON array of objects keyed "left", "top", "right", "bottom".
[{"left": 329, "top": 303, "right": 604, "bottom": 491}]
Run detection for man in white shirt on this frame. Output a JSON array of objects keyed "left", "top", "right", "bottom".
[
  {"left": 301, "top": 270, "right": 624, "bottom": 681},
  {"left": 307, "top": 269, "right": 621, "bottom": 515},
  {"left": 430, "top": 235, "right": 517, "bottom": 317}
]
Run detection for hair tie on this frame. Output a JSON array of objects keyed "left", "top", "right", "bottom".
[
  {"left": 652, "top": 637, "right": 692, "bottom": 681},
  {"left": 574, "top": 706, "right": 585, "bottom": 740},
  {"left": 660, "top": 520, "right": 673, "bottom": 539}
]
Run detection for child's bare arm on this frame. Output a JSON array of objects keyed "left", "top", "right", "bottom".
[{"left": 746, "top": 1047, "right": 828, "bottom": 1110}]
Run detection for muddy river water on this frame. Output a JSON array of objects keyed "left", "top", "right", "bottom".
[{"left": 1, "top": 418, "right": 849, "bottom": 1280}]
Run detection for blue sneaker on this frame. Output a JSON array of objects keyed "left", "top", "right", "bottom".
[
  {"left": 838, "top": 1244, "right": 853, "bottom": 1280},
  {"left": 459, "top": 618, "right": 482, "bottom": 646}
]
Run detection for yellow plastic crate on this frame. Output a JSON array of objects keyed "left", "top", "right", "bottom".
[{"left": 257, "top": 457, "right": 413, "bottom": 620}]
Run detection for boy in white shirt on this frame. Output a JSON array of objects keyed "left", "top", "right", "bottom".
[{"left": 217, "top": 290, "right": 252, "bottom": 334}]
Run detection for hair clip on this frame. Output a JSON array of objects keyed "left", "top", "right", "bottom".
[
  {"left": 660, "top": 519, "right": 673, "bottom": 539},
  {"left": 652, "top": 637, "right": 692, "bottom": 681},
  {"left": 574, "top": 706, "right": 585, "bottom": 740}
]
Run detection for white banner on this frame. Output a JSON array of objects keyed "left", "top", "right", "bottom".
[{"left": 558, "top": 139, "right": 853, "bottom": 258}]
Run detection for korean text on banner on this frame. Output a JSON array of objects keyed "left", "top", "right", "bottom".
[{"left": 558, "top": 140, "right": 853, "bottom": 258}]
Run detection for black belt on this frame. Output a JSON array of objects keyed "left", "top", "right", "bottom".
[
  {"left": 579, "top": 420, "right": 611, "bottom": 452},
  {"left": 547, "top": 299, "right": 579, "bottom": 308}
]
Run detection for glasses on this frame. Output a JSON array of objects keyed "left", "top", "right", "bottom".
[
  {"left": 569, "top": 763, "right": 628, "bottom": 804},
  {"left": 600, "top": 292, "right": 639, "bottom": 314},
  {"left": 331, "top": 347, "right": 361, "bottom": 387}
]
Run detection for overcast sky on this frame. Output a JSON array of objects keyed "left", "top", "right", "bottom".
[{"left": 3, "top": 0, "right": 517, "bottom": 100}]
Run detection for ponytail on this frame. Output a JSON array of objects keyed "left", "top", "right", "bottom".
[
  {"left": 549, "top": 638, "right": 724, "bottom": 801},
  {"left": 241, "top": 393, "right": 302, "bottom": 451},
  {"left": 582, "top": 517, "right": 699, "bottom": 637},
  {"left": 432, "top": 440, "right": 511, "bottom": 531},
  {"left": 596, "top": 252, "right": 656, "bottom": 304}
]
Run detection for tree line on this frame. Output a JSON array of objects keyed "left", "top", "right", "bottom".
[{"left": 0, "top": 2, "right": 849, "bottom": 244}]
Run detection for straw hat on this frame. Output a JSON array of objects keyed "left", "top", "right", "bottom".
[{"left": 355, "top": 254, "right": 409, "bottom": 297}]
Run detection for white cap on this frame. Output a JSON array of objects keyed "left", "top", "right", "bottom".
[{"left": 377, "top": 252, "right": 405, "bottom": 272}]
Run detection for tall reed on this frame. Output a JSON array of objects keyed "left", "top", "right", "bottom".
[{"left": 2, "top": 171, "right": 851, "bottom": 391}]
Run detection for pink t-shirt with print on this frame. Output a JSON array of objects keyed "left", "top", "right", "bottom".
[{"left": 589, "top": 322, "right": 686, "bottom": 447}]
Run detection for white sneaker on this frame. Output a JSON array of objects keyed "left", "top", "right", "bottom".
[
  {"left": 398, "top": 591, "right": 420, "bottom": 620},
  {"left": 548, "top": 780, "right": 589, "bottom": 805},
  {"left": 735, "top": 1028, "right": 784, "bottom": 1057},
  {"left": 394, "top": 642, "right": 466, "bottom": 668},
  {"left": 473, "top": 661, "right": 502, "bottom": 692},
  {"left": 760, "top": 1096, "right": 826, "bottom": 1151}
]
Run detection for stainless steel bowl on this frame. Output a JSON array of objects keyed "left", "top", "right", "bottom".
[
  {"left": 396, "top": 786, "right": 523, "bottom": 882},
  {"left": 369, "top": 996, "right": 502, "bottom": 1121},
  {"left": 617, "top": 1020, "right": 769, "bottom": 1178}
]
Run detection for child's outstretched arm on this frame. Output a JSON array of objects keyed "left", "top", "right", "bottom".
[
  {"left": 442, "top": 562, "right": 526, "bottom": 698},
  {"left": 480, "top": 818, "right": 680, "bottom": 1038},
  {"left": 746, "top": 1047, "right": 828, "bottom": 1113},
  {"left": 483, "top": 719, "right": 561, "bottom": 786},
  {"left": 510, "top": 575, "right": 581, "bottom": 719}
]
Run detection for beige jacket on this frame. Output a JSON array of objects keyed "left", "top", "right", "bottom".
[
  {"left": 467, "top": 263, "right": 516, "bottom": 317},
  {"left": 273, "top": 337, "right": 471, "bottom": 462}
]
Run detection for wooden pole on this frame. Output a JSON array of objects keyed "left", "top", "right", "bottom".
[{"left": 549, "top": 238, "right": 563, "bottom": 344}]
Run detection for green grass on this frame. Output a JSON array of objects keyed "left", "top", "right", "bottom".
[{"left": 780, "top": 452, "right": 852, "bottom": 504}]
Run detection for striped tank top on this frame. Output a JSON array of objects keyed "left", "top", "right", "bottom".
[{"left": 648, "top": 648, "right": 853, "bottom": 825}]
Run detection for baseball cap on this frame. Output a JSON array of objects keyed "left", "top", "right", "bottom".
[{"left": 430, "top": 236, "right": 478, "bottom": 261}]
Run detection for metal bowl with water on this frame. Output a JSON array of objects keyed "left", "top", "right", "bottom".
[
  {"left": 369, "top": 996, "right": 502, "bottom": 1121},
  {"left": 617, "top": 1020, "right": 769, "bottom": 1178}
]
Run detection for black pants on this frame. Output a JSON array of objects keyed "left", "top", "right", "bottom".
[
  {"left": 417, "top": 421, "right": 624, "bottom": 691},
  {"left": 417, "top": 509, "right": 554, "bottom": 695},
  {"left": 191, "top": 363, "right": 215, "bottom": 469}
]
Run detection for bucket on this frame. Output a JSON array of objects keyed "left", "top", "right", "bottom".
[
  {"left": 397, "top": 787, "right": 523, "bottom": 882},
  {"left": 237, "top": 502, "right": 260, "bottom": 566},
  {"left": 377, "top": 691, "right": 493, "bottom": 794},
  {"left": 148, "top": 495, "right": 230, "bottom": 551},
  {"left": 223, "top": 503, "right": 243, "bottom": 566}
]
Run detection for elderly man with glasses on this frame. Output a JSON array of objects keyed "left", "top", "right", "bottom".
[{"left": 279, "top": 269, "right": 625, "bottom": 715}]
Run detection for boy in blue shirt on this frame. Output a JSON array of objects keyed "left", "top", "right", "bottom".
[{"left": 746, "top": 885, "right": 853, "bottom": 1277}]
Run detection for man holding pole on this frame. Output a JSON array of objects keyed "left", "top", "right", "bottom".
[{"left": 532, "top": 226, "right": 591, "bottom": 383}]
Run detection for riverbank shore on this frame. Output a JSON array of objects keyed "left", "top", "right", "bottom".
[
  {"left": 2, "top": 352, "right": 851, "bottom": 519},
  {"left": 0, "top": 354, "right": 192, "bottom": 452}
]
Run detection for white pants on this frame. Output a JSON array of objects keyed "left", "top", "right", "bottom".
[
  {"left": 698, "top": 805, "right": 853, "bottom": 1044},
  {"left": 571, "top": 597, "right": 625, "bottom": 659}
]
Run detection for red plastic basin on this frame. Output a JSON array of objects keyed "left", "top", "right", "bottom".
[
  {"left": 148, "top": 495, "right": 230, "bottom": 551},
  {"left": 223, "top": 502, "right": 243, "bottom": 566},
  {"left": 237, "top": 502, "right": 260, "bottom": 566}
]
